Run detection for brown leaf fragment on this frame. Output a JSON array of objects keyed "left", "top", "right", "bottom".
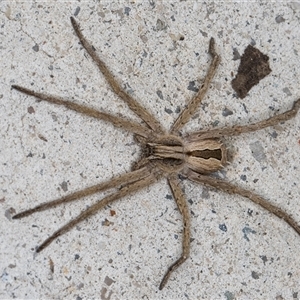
[
  {"left": 49, "top": 257, "right": 54, "bottom": 273},
  {"left": 38, "top": 134, "right": 48, "bottom": 142},
  {"left": 102, "top": 218, "right": 113, "bottom": 226},
  {"left": 231, "top": 45, "right": 271, "bottom": 98}
]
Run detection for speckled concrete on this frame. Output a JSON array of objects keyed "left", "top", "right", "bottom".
[{"left": 1, "top": 2, "right": 300, "bottom": 299}]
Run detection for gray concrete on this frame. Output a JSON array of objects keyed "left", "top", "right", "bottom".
[{"left": 1, "top": 2, "right": 300, "bottom": 299}]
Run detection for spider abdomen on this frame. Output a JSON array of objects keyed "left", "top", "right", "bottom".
[{"left": 184, "top": 139, "right": 227, "bottom": 174}]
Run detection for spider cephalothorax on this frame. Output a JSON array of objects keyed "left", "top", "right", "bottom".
[{"left": 11, "top": 17, "right": 300, "bottom": 290}]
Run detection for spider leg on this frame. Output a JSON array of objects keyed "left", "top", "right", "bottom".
[
  {"left": 70, "top": 17, "right": 163, "bottom": 134},
  {"left": 159, "top": 174, "right": 191, "bottom": 290},
  {"left": 11, "top": 85, "right": 151, "bottom": 137},
  {"left": 171, "top": 37, "right": 220, "bottom": 134},
  {"left": 12, "top": 167, "right": 150, "bottom": 219},
  {"left": 187, "top": 98, "right": 300, "bottom": 141},
  {"left": 186, "top": 169, "right": 300, "bottom": 236},
  {"left": 34, "top": 169, "right": 158, "bottom": 252}
]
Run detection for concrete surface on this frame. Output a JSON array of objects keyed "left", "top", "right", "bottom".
[{"left": 1, "top": 2, "right": 300, "bottom": 299}]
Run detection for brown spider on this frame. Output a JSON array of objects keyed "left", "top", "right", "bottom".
[{"left": 12, "top": 17, "right": 300, "bottom": 290}]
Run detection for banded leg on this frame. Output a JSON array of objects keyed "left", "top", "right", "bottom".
[
  {"left": 187, "top": 169, "right": 300, "bottom": 236},
  {"left": 12, "top": 167, "right": 150, "bottom": 219},
  {"left": 159, "top": 174, "right": 191, "bottom": 290},
  {"left": 33, "top": 169, "right": 158, "bottom": 252},
  {"left": 187, "top": 98, "right": 300, "bottom": 141},
  {"left": 11, "top": 85, "right": 151, "bottom": 137},
  {"left": 171, "top": 38, "right": 220, "bottom": 134},
  {"left": 70, "top": 17, "right": 163, "bottom": 133}
]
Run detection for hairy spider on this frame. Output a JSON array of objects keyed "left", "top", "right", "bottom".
[{"left": 12, "top": 17, "right": 300, "bottom": 290}]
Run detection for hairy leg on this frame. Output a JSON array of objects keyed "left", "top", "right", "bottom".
[
  {"left": 33, "top": 170, "right": 158, "bottom": 252},
  {"left": 186, "top": 169, "right": 300, "bottom": 236},
  {"left": 171, "top": 38, "right": 220, "bottom": 134},
  {"left": 187, "top": 98, "right": 300, "bottom": 141},
  {"left": 159, "top": 174, "right": 191, "bottom": 290},
  {"left": 12, "top": 167, "right": 150, "bottom": 219},
  {"left": 70, "top": 17, "right": 163, "bottom": 133},
  {"left": 11, "top": 85, "right": 151, "bottom": 137}
]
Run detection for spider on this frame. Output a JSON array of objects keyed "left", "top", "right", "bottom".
[{"left": 12, "top": 17, "right": 300, "bottom": 290}]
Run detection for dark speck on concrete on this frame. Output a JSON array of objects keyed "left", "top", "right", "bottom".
[
  {"left": 200, "top": 30, "right": 208, "bottom": 37},
  {"left": 251, "top": 271, "right": 260, "bottom": 279},
  {"left": 283, "top": 87, "right": 292, "bottom": 96},
  {"left": 201, "top": 187, "right": 210, "bottom": 199},
  {"left": 187, "top": 81, "right": 199, "bottom": 93},
  {"left": 259, "top": 255, "right": 268, "bottom": 265},
  {"left": 165, "top": 107, "right": 173, "bottom": 114},
  {"left": 124, "top": 7, "right": 131, "bottom": 16},
  {"left": 249, "top": 141, "right": 266, "bottom": 163},
  {"left": 270, "top": 131, "right": 278, "bottom": 138},
  {"left": 74, "top": 6, "right": 80, "bottom": 17},
  {"left": 222, "top": 107, "right": 233, "bottom": 117},
  {"left": 219, "top": 223, "right": 227, "bottom": 232},
  {"left": 185, "top": 198, "right": 192, "bottom": 206},
  {"left": 242, "top": 226, "right": 256, "bottom": 241},
  {"left": 156, "top": 90, "right": 163, "bottom": 100},
  {"left": 242, "top": 103, "right": 249, "bottom": 113},
  {"left": 60, "top": 181, "right": 68, "bottom": 192},
  {"left": 32, "top": 44, "right": 39, "bottom": 52},
  {"left": 142, "top": 50, "right": 148, "bottom": 57},
  {"left": 175, "top": 106, "right": 181, "bottom": 113},
  {"left": 5, "top": 208, "right": 16, "bottom": 220},
  {"left": 224, "top": 291, "right": 235, "bottom": 300},
  {"left": 165, "top": 194, "right": 172, "bottom": 200},
  {"left": 27, "top": 106, "right": 35, "bottom": 114},
  {"left": 250, "top": 39, "right": 256, "bottom": 46},
  {"left": 149, "top": 0, "right": 155, "bottom": 8},
  {"left": 104, "top": 275, "right": 115, "bottom": 286},
  {"left": 156, "top": 19, "right": 167, "bottom": 31},
  {"left": 240, "top": 174, "right": 247, "bottom": 181},
  {"left": 211, "top": 120, "right": 220, "bottom": 127},
  {"left": 232, "top": 48, "right": 240, "bottom": 60},
  {"left": 275, "top": 15, "right": 285, "bottom": 23}
]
